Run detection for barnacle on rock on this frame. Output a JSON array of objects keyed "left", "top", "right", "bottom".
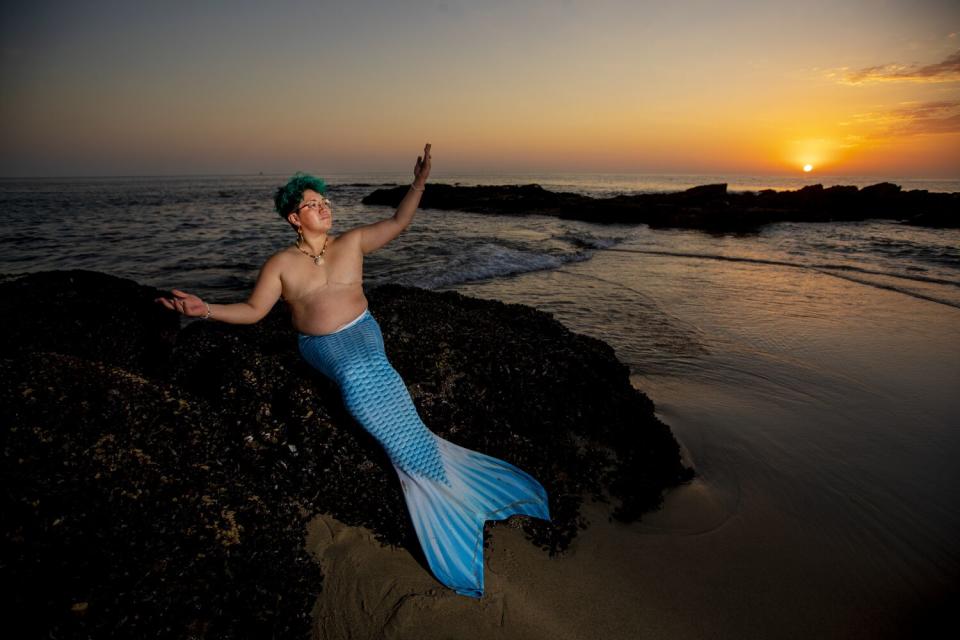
[{"left": 1, "top": 270, "right": 691, "bottom": 638}]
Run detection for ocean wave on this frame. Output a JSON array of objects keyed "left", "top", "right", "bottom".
[
  {"left": 556, "top": 232, "right": 621, "bottom": 250},
  {"left": 386, "top": 242, "right": 592, "bottom": 289},
  {"left": 866, "top": 238, "right": 960, "bottom": 268},
  {"left": 813, "top": 271, "right": 960, "bottom": 310},
  {"left": 603, "top": 248, "right": 960, "bottom": 288}
]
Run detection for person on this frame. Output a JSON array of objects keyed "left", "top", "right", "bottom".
[{"left": 156, "top": 144, "right": 551, "bottom": 598}]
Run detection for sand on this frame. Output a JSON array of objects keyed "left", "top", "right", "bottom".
[
  {"left": 303, "top": 479, "right": 839, "bottom": 640},
  {"left": 304, "top": 433, "right": 931, "bottom": 640}
]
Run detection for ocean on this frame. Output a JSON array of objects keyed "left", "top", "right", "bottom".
[{"left": 2, "top": 172, "right": 959, "bottom": 636}]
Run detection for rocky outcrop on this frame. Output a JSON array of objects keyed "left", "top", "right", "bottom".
[
  {"left": 362, "top": 182, "right": 959, "bottom": 232},
  {"left": 1, "top": 270, "right": 692, "bottom": 639}
]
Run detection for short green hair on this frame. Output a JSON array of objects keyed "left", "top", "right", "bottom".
[{"left": 274, "top": 172, "right": 327, "bottom": 219}]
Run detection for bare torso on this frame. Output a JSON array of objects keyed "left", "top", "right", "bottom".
[{"left": 277, "top": 231, "right": 368, "bottom": 335}]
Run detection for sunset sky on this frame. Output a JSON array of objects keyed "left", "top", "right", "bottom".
[{"left": 2, "top": 0, "right": 958, "bottom": 178}]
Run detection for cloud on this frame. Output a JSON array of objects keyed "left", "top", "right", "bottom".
[
  {"left": 831, "top": 50, "right": 960, "bottom": 85},
  {"left": 844, "top": 100, "right": 960, "bottom": 138},
  {"left": 888, "top": 100, "right": 960, "bottom": 135}
]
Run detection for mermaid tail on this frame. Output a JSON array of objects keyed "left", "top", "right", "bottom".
[{"left": 298, "top": 308, "right": 551, "bottom": 598}]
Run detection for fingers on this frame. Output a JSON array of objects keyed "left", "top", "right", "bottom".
[
  {"left": 154, "top": 293, "right": 192, "bottom": 315},
  {"left": 155, "top": 297, "right": 177, "bottom": 311},
  {"left": 415, "top": 143, "right": 431, "bottom": 179}
]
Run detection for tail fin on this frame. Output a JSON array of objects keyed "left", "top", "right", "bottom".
[{"left": 397, "top": 437, "right": 551, "bottom": 598}]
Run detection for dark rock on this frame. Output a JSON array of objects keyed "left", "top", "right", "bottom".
[
  {"left": 1, "top": 270, "right": 693, "bottom": 638},
  {"left": 680, "top": 183, "right": 728, "bottom": 202},
  {"left": 797, "top": 183, "right": 825, "bottom": 194},
  {"left": 0, "top": 352, "right": 321, "bottom": 639},
  {"left": 363, "top": 181, "right": 960, "bottom": 232},
  {"left": 860, "top": 182, "right": 902, "bottom": 198},
  {"left": 0, "top": 270, "right": 179, "bottom": 377},
  {"left": 824, "top": 185, "right": 859, "bottom": 196},
  {"left": 901, "top": 190, "right": 960, "bottom": 228},
  {"left": 362, "top": 182, "right": 594, "bottom": 219}
]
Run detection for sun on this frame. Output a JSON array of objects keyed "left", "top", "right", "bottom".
[{"left": 803, "top": 164, "right": 814, "bottom": 172}]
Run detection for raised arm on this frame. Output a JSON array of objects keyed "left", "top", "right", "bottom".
[
  {"left": 358, "top": 143, "right": 432, "bottom": 255},
  {"left": 156, "top": 254, "right": 284, "bottom": 324}
]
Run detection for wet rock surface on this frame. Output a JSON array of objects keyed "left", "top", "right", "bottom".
[
  {"left": 1, "top": 270, "right": 693, "bottom": 638},
  {"left": 362, "top": 182, "right": 960, "bottom": 231}
]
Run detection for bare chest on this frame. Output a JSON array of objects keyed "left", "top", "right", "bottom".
[{"left": 281, "top": 240, "right": 363, "bottom": 303}]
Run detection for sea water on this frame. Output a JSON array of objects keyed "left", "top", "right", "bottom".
[{"left": 2, "top": 173, "right": 958, "bottom": 635}]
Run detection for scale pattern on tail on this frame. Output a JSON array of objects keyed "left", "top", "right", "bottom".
[{"left": 299, "top": 308, "right": 551, "bottom": 597}]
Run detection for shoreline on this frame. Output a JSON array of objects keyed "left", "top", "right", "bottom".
[{"left": 445, "top": 231, "right": 960, "bottom": 639}]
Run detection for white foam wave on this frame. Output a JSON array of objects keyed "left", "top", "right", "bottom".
[{"left": 395, "top": 242, "right": 591, "bottom": 289}]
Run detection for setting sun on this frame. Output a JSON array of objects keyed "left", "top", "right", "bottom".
[{"left": 803, "top": 164, "right": 814, "bottom": 172}]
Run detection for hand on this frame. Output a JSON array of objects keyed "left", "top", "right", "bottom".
[
  {"left": 413, "top": 142, "right": 431, "bottom": 188},
  {"left": 155, "top": 289, "right": 207, "bottom": 317}
]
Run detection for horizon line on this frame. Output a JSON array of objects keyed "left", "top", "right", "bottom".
[{"left": 1, "top": 170, "right": 959, "bottom": 182}]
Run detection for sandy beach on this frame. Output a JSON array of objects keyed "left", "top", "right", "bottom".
[
  {"left": 305, "top": 478, "right": 915, "bottom": 640},
  {"left": 308, "top": 404, "right": 952, "bottom": 640}
]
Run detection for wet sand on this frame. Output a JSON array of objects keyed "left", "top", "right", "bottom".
[{"left": 306, "top": 451, "right": 948, "bottom": 640}]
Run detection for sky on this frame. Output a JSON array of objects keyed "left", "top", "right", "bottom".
[{"left": 1, "top": 0, "right": 959, "bottom": 178}]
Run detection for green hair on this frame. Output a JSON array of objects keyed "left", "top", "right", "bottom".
[{"left": 274, "top": 172, "right": 327, "bottom": 220}]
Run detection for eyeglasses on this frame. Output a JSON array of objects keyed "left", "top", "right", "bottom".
[{"left": 297, "top": 197, "right": 331, "bottom": 212}]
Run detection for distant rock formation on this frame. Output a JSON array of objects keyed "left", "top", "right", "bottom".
[
  {"left": 362, "top": 182, "right": 959, "bottom": 232},
  {"left": 1, "top": 270, "right": 692, "bottom": 638}
]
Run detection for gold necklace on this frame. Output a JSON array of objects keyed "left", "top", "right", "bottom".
[{"left": 296, "top": 235, "right": 329, "bottom": 265}]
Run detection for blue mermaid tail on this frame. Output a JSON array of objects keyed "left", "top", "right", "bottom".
[{"left": 298, "top": 307, "right": 551, "bottom": 598}]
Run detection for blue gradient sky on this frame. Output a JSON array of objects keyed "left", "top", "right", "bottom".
[{"left": 2, "top": 0, "right": 958, "bottom": 177}]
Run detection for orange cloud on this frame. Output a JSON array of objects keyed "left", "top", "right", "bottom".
[
  {"left": 887, "top": 101, "right": 960, "bottom": 135},
  {"left": 832, "top": 50, "right": 960, "bottom": 85},
  {"left": 846, "top": 100, "right": 960, "bottom": 138}
]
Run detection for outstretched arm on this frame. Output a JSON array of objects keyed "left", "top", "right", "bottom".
[
  {"left": 155, "top": 255, "right": 284, "bottom": 324},
  {"left": 358, "top": 142, "right": 432, "bottom": 255}
]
